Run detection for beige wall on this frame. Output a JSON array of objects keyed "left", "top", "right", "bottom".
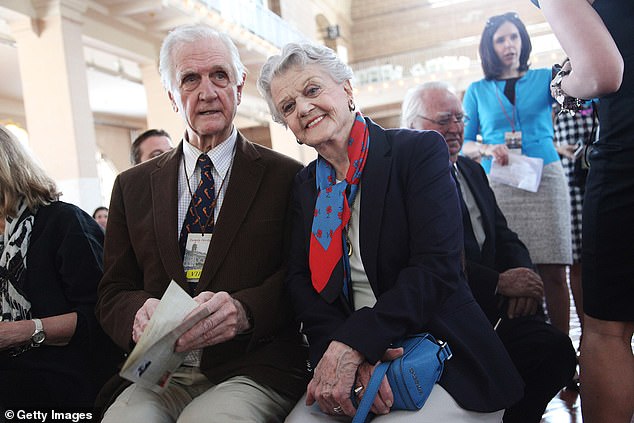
[{"left": 94, "top": 115, "right": 145, "bottom": 173}]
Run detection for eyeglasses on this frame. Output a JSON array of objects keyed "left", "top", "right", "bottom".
[
  {"left": 417, "top": 113, "right": 469, "bottom": 127},
  {"left": 485, "top": 12, "right": 520, "bottom": 27}
]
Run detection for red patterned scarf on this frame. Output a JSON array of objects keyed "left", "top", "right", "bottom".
[{"left": 309, "top": 113, "right": 369, "bottom": 301}]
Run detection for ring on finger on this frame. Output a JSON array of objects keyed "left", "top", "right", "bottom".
[
  {"left": 333, "top": 405, "right": 343, "bottom": 414},
  {"left": 354, "top": 385, "right": 364, "bottom": 395}
]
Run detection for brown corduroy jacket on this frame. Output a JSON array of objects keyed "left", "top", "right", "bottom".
[{"left": 96, "top": 133, "right": 309, "bottom": 398}]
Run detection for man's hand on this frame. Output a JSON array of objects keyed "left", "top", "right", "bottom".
[
  {"left": 174, "top": 291, "right": 250, "bottom": 352},
  {"left": 504, "top": 296, "right": 540, "bottom": 318},
  {"left": 497, "top": 268, "right": 544, "bottom": 318},
  {"left": 132, "top": 298, "right": 160, "bottom": 343}
]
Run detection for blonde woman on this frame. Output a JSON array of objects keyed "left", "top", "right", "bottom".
[{"left": 0, "top": 126, "right": 121, "bottom": 409}]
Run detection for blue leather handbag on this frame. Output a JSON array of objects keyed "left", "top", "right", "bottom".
[{"left": 352, "top": 333, "right": 452, "bottom": 423}]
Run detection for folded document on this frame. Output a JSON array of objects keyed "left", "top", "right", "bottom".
[
  {"left": 120, "top": 281, "right": 206, "bottom": 391},
  {"left": 489, "top": 152, "right": 544, "bottom": 193}
]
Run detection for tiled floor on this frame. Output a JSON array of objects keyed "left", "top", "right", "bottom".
[
  {"left": 541, "top": 387, "right": 582, "bottom": 423},
  {"left": 540, "top": 299, "right": 582, "bottom": 423}
]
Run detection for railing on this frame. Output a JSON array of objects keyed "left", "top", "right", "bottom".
[
  {"left": 350, "top": 44, "right": 478, "bottom": 86},
  {"left": 197, "top": 0, "right": 306, "bottom": 48},
  {"left": 350, "top": 32, "right": 562, "bottom": 87}
]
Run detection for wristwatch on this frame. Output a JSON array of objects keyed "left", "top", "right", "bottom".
[{"left": 30, "top": 318, "right": 46, "bottom": 347}]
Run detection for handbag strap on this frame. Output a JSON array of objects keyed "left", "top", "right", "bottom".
[
  {"left": 352, "top": 361, "right": 389, "bottom": 423},
  {"left": 351, "top": 338, "right": 452, "bottom": 423}
]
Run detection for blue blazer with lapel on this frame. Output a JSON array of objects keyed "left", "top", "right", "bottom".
[
  {"left": 456, "top": 156, "right": 534, "bottom": 323},
  {"left": 286, "top": 118, "right": 523, "bottom": 412}
]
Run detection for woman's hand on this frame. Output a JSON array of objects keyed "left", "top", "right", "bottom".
[
  {"left": 488, "top": 144, "right": 510, "bottom": 166},
  {"left": 306, "top": 340, "right": 364, "bottom": 416},
  {"left": 0, "top": 313, "right": 77, "bottom": 350},
  {"left": 353, "top": 347, "right": 403, "bottom": 416},
  {"left": 0, "top": 320, "right": 32, "bottom": 350},
  {"left": 555, "top": 143, "right": 576, "bottom": 160},
  {"left": 462, "top": 142, "right": 510, "bottom": 165}
]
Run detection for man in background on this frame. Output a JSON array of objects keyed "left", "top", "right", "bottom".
[
  {"left": 130, "top": 128, "right": 173, "bottom": 164},
  {"left": 402, "top": 81, "right": 576, "bottom": 423}
]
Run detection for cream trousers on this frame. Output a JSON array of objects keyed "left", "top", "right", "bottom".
[
  {"left": 102, "top": 366, "right": 296, "bottom": 423},
  {"left": 285, "top": 384, "right": 504, "bottom": 423}
]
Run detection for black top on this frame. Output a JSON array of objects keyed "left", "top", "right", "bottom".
[
  {"left": 592, "top": 0, "right": 634, "bottom": 152},
  {"left": 0, "top": 201, "right": 123, "bottom": 408}
]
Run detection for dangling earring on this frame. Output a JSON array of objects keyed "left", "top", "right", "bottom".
[
  {"left": 296, "top": 139, "right": 303, "bottom": 145},
  {"left": 348, "top": 98, "right": 356, "bottom": 112}
]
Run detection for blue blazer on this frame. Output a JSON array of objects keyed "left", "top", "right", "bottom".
[
  {"left": 457, "top": 156, "right": 534, "bottom": 323},
  {"left": 286, "top": 118, "right": 524, "bottom": 412}
]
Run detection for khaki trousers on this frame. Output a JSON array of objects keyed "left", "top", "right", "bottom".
[{"left": 102, "top": 367, "right": 296, "bottom": 423}]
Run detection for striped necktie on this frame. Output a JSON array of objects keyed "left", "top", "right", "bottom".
[{"left": 179, "top": 153, "right": 215, "bottom": 258}]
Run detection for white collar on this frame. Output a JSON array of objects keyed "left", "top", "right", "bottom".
[{"left": 182, "top": 127, "right": 237, "bottom": 179}]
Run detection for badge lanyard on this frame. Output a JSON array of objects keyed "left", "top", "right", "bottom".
[
  {"left": 493, "top": 80, "right": 522, "bottom": 149},
  {"left": 181, "top": 150, "right": 233, "bottom": 288}
]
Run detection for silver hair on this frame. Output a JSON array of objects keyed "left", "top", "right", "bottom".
[
  {"left": 400, "top": 81, "right": 455, "bottom": 128},
  {"left": 158, "top": 24, "right": 246, "bottom": 92},
  {"left": 257, "top": 42, "right": 354, "bottom": 125}
]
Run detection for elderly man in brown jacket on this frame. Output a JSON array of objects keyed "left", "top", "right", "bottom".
[{"left": 96, "top": 24, "right": 308, "bottom": 423}]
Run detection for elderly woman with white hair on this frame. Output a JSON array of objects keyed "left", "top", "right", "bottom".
[{"left": 257, "top": 42, "right": 524, "bottom": 422}]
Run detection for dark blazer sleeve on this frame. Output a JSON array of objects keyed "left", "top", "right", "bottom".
[
  {"left": 28, "top": 202, "right": 107, "bottom": 346},
  {"left": 459, "top": 156, "right": 534, "bottom": 321}
]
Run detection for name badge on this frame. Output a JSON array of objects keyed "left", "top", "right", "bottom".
[
  {"left": 183, "top": 233, "right": 211, "bottom": 284},
  {"left": 504, "top": 131, "right": 522, "bottom": 149}
]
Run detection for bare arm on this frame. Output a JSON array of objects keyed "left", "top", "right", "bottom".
[
  {"left": 538, "top": 0, "right": 623, "bottom": 98},
  {"left": 0, "top": 313, "right": 77, "bottom": 350}
]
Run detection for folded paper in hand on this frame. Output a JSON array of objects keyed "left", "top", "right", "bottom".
[
  {"left": 489, "top": 152, "right": 544, "bottom": 192},
  {"left": 119, "top": 281, "right": 207, "bottom": 392}
]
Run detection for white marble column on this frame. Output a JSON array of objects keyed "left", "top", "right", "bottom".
[
  {"left": 10, "top": 0, "right": 101, "bottom": 213},
  {"left": 140, "top": 61, "right": 184, "bottom": 144}
]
